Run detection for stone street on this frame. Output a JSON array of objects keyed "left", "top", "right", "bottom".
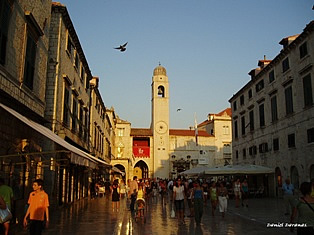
[{"left": 9, "top": 194, "right": 294, "bottom": 235}]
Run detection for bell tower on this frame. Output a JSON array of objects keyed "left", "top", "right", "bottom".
[{"left": 151, "top": 64, "right": 170, "bottom": 178}]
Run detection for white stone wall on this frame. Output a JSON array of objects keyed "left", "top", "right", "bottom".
[{"left": 229, "top": 21, "right": 314, "bottom": 186}]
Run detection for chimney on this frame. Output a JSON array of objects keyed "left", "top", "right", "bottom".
[{"left": 258, "top": 55, "right": 272, "bottom": 69}]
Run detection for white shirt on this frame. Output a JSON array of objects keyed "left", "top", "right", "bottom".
[{"left": 173, "top": 185, "right": 185, "bottom": 200}]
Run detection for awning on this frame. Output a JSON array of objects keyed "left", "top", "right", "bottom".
[
  {"left": 0, "top": 103, "right": 111, "bottom": 169},
  {"left": 179, "top": 166, "right": 211, "bottom": 176},
  {"left": 204, "top": 164, "right": 274, "bottom": 175},
  {"left": 111, "top": 166, "right": 125, "bottom": 176}
]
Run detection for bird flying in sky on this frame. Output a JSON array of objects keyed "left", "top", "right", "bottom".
[
  {"left": 177, "top": 108, "right": 182, "bottom": 112},
  {"left": 114, "top": 42, "right": 128, "bottom": 52}
]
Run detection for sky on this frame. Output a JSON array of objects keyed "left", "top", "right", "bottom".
[{"left": 58, "top": 0, "right": 313, "bottom": 129}]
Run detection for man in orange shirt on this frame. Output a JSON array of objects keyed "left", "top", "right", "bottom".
[{"left": 23, "top": 179, "right": 49, "bottom": 235}]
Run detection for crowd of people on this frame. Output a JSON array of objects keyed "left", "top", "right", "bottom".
[
  {"left": 91, "top": 176, "right": 264, "bottom": 224},
  {"left": 90, "top": 176, "right": 314, "bottom": 234},
  {"left": 1, "top": 176, "right": 312, "bottom": 234}
]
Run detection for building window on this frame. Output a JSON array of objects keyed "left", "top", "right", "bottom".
[
  {"left": 234, "top": 120, "right": 238, "bottom": 138},
  {"left": 303, "top": 74, "right": 313, "bottom": 107},
  {"left": 288, "top": 133, "right": 295, "bottom": 148},
  {"left": 0, "top": 0, "right": 11, "bottom": 65},
  {"left": 72, "top": 96, "right": 78, "bottom": 132},
  {"left": 223, "top": 126, "right": 229, "bottom": 135},
  {"left": 74, "top": 51, "right": 79, "bottom": 69},
  {"left": 233, "top": 101, "right": 237, "bottom": 111},
  {"left": 259, "top": 143, "right": 268, "bottom": 153},
  {"left": 271, "top": 96, "right": 278, "bottom": 122},
  {"left": 117, "top": 128, "right": 124, "bottom": 137},
  {"left": 240, "top": 95, "right": 244, "bottom": 105},
  {"left": 269, "top": 70, "right": 275, "bottom": 83},
  {"left": 66, "top": 34, "right": 74, "bottom": 57},
  {"left": 249, "top": 146, "right": 257, "bottom": 156},
  {"left": 249, "top": 110, "right": 254, "bottom": 131},
  {"left": 282, "top": 57, "right": 290, "bottom": 73},
  {"left": 235, "top": 150, "right": 238, "bottom": 159},
  {"left": 273, "top": 138, "right": 279, "bottom": 151},
  {"left": 84, "top": 110, "right": 88, "bottom": 141},
  {"left": 259, "top": 103, "right": 265, "bottom": 127},
  {"left": 285, "top": 86, "right": 294, "bottom": 115},
  {"left": 299, "top": 42, "right": 308, "bottom": 59},
  {"left": 80, "top": 66, "right": 85, "bottom": 81},
  {"left": 243, "top": 148, "right": 246, "bottom": 159},
  {"left": 23, "top": 33, "right": 37, "bottom": 90},
  {"left": 63, "top": 81, "right": 71, "bottom": 126},
  {"left": 256, "top": 80, "right": 264, "bottom": 92},
  {"left": 248, "top": 89, "right": 252, "bottom": 99},
  {"left": 241, "top": 116, "right": 245, "bottom": 136},
  {"left": 78, "top": 103, "right": 84, "bottom": 137},
  {"left": 307, "top": 128, "right": 314, "bottom": 143}
]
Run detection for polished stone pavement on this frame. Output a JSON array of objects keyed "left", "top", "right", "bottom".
[{"left": 9, "top": 194, "right": 293, "bottom": 235}]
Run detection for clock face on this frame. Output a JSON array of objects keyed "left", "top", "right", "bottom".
[{"left": 156, "top": 121, "right": 168, "bottom": 134}]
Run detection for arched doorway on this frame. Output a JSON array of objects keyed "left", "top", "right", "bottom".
[
  {"left": 275, "top": 167, "right": 282, "bottom": 197},
  {"left": 114, "top": 164, "right": 126, "bottom": 181},
  {"left": 290, "top": 166, "right": 299, "bottom": 190},
  {"left": 134, "top": 160, "right": 149, "bottom": 179},
  {"left": 310, "top": 164, "right": 314, "bottom": 180}
]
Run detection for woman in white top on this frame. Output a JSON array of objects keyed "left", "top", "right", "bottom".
[
  {"left": 233, "top": 179, "right": 241, "bottom": 208},
  {"left": 173, "top": 178, "right": 185, "bottom": 224}
]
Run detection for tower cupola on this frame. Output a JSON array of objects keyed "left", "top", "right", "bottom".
[{"left": 153, "top": 64, "right": 167, "bottom": 76}]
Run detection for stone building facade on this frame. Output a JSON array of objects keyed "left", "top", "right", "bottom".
[
  {"left": 0, "top": 3, "right": 113, "bottom": 228},
  {"left": 198, "top": 108, "right": 232, "bottom": 166},
  {"left": 111, "top": 65, "right": 232, "bottom": 180},
  {"left": 0, "top": 0, "right": 54, "bottom": 226},
  {"left": 229, "top": 21, "right": 314, "bottom": 196}
]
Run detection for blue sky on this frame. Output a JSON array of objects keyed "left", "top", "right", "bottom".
[{"left": 59, "top": 0, "right": 313, "bottom": 128}]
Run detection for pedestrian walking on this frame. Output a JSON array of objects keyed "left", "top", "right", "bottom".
[
  {"left": 160, "top": 180, "right": 167, "bottom": 206},
  {"left": 90, "top": 180, "right": 96, "bottom": 199},
  {"left": 173, "top": 178, "right": 185, "bottom": 224},
  {"left": 151, "top": 178, "right": 158, "bottom": 198},
  {"left": 209, "top": 181, "right": 218, "bottom": 216},
  {"left": 120, "top": 179, "right": 126, "bottom": 199},
  {"left": 167, "top": 179, "right": 174, "bottom": 202},
  {"left": 187, "top": 182, "right": 194, "bottom": 217},
  {"left": 233, "top": 178, "right": 241, "bottom": 208},
  {"left": 111, "top": 179, "right": 120, "bottom": 212},
  {"left": 129, "top": 176, "right": 138, "bottom": 212},
  {"left": 218, "top": 182, "right": 228, "bottom": 218},
  {"left": 0, "top": 178, "right": 13, "bottom": 235},
  {"left": 192, "top": 181, "right": 204, "bottom": 225},
  {"left": 202, "top": 180, "right": 209, "bottom": 206},
  {"left": 282, "top": 178, "right": 295, "bottom": 215},
  {"left": 23, "top": 179, "right": 49, "bottom": 235},
  {"left": 241, "top": 179, "right": 249, "bottom": 207},
  {"left": 104, "top": 179, "right": 111, "bottom": 198},
  {"left": 290, "top": 182, "right": 314, "bottom": 235}
]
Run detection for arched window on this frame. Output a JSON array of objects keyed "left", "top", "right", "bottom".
[{"left": 157, "top": 86, "right": 165, "bottom": 97}]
